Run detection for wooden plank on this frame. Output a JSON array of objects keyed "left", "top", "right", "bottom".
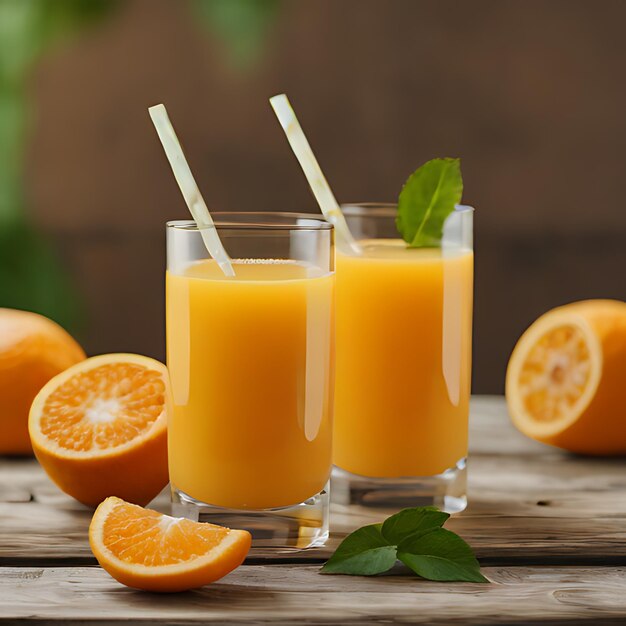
[
  {"left": 0, "top": 565, "right": 625, "bottom": 624},
  {"left": 1, "top": 397, "right": 625, "bottom": 565},
  {"left": 468, "top": 396, "right": 553, "bottom": 456},
  {"left": 1, "top": 501, "right": 624, "bottom": 566},
  {"left": 6, "top": 451, "right": 626, "bottom": 516},
  {"left": 2, "top": 454, "right": 625, "bottom": 565},
  {"left": 0, "top": 397, "right": 568, "bottom": 508},
  {"left": 0, "top": 397, "right": 542, "bottom": 504}
]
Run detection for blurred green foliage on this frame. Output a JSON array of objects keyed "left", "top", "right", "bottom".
[
  {"left": 0, "top": 0, "right": 280, "bottom": 334},
  {"left": 194, "top": 0, "right": 281, "bottom": 68},
  {"left": 0, "top": 0, "right": 115, "bottom": 228},
  {"left": 0, "top": 0, "right": 115, "bottom": 332},
  {"left": 0, "top": 220, "right": 84, "bottom": 330}
]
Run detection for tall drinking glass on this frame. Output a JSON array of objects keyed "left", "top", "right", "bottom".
[
  {"left": 166, "top": 213, "right": 335, "bottom": 549},
  {"left": 332, "top": 204, "right": 473, "bottom": 513}
]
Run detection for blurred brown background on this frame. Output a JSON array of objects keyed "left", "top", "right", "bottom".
[{"left": 16, "top": 0, "right": 626, "bottom": 393}]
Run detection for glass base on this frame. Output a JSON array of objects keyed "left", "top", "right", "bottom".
[
  {"left": 331, "top": 458, "right": 467, "bottom": 514},
  {"left": 171, "top": 483, "right": 329, "bottom": 552}
]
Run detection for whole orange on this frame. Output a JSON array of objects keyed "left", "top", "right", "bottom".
[{"left": 0, "top": 309, "right": 85, "bottom": 454}]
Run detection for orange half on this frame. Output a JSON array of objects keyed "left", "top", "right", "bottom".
[
  {"left": 29, "top": 353, "right": 170, "bottom": 506},
  {"left": 90, "top": 496, "right": 251, "bottom": 592},
  {"left": 506, "top": 300, "right": 626, "bottom": 454}
]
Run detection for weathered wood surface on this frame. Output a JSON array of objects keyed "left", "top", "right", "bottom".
[
  {"left": 1, "top": 565, "right": 625, "bottom": 625},
  {"left": 1, "top": 397, "right": 625, "bottom": 623},
  {"left": 2, "top": 398, "right": 625, "bottom": 566}
]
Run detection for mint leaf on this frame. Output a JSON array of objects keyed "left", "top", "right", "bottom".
[
  {"left": 321, "top": 507, "right": 487, "bottom": 583},
  {"left": 381, "top": 507, "right": 449, "bottom": 545},
  {"left": 398, "top": 528, "right": 488, "bottom": 583},
  {"left": 320, "top": 524, "right": 396, "bottom": 575},
  {"left": 396, "top": 158, "right": 463, "bottom": 247}
]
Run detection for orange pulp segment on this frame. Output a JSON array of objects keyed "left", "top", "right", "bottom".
[
  {"left": 38, "top": 361, "right": 165, "bottom": 455},
  {"left": 517, "top": 323, "right": 593, "bottom": 423}
]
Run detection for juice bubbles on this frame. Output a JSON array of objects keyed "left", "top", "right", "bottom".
[
  {"left": 334, "top": 240, "right": 473, "bottom": 478},
  {"left": 167, "top": 260, "right": 334, "bottom": 510}
]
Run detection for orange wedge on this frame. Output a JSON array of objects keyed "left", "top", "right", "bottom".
[
  {"left": 506, "top": 300, "right": 626, "bottom": 454},
  {"left": 29, "top": 353, "right": 169, "bottom": 506},
  {"left": 90, "top": 496, "right": 251, "bottom": 592}
]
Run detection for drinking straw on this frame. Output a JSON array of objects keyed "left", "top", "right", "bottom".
[
  {"left": 269, "top": 94, "right": 360, "bottom": 254},
  {"left": 148, "top": 104, "right": 235, "bottom": 277}
]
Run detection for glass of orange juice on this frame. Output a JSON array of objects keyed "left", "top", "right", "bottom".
[
  {"left": 332, "top": 204, "right": 473, "bottom": 513},
  {"left": 166, "top": 213, "right": 335, "bottom": 549}
]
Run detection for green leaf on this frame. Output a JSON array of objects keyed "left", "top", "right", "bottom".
[
  {"left": 396, "top": 158, "right": 463, "bottom": 248},
  {"left": 381, "top": 507, "right": 449, "bottom": 545},
  {"left": 397, "top": 528, "right": 488, "bottom": 583},
  {"left": 321, "top": 507, "right": 486, "bottom": 584},
  {"left": 320, "top": 524, "right": 396, "bottom": 576}
]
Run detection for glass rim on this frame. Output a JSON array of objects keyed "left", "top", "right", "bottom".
[
  {"left": 166, "top": 212, "right": 333, "bottom": 232},
  {"left": 341, "top": 202, "right": 475, "bottom": 217}
]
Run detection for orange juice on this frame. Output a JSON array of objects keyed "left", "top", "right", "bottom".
[
  {"left": 167, "top": 260, "right": 334, "bottom": 510},
  {"left": 334, "top": 240, "right": 473, "bottom": 477}
]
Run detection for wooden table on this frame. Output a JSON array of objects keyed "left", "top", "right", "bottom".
[{"left": 1, "top": 396, "right": 625, "bottom": 624}]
